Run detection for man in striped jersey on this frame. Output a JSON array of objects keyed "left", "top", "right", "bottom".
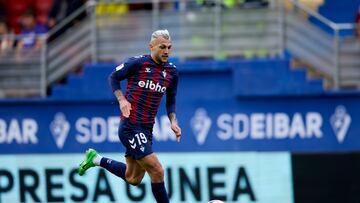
[{"left": 78, "top": 29, "right": 181, "bottom": 203}]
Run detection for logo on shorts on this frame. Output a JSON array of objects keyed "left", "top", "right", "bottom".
[
  {"left": 50, "top": 113, "right": 70, "bottom": 149},
  {"left": 129, "top": 133, "right": 148, "bottom": 150},
  {"left": 129, "top": 138, "right": 136, "bottom": 149},
  {"left": 330, "top": 105, "right": 351, "bottom": 143},
  {"left": 191, "top": 108, "right": 212, "bottom": 145}
]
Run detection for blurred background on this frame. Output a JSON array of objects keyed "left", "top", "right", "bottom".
[{"left": 0, "top": 0, "right": 360, "bottom": 202}]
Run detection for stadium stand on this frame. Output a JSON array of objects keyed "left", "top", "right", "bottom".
[
  {"left": 0, "top": 0, "right": 359, "bottom": 98},
  {"left": 309, "top": 0, "right": 359, "bottom": 36},
  {"left": 318, "top": 0, "right": 360, "bottom": 24},
  {"left": 2, "top": 1, "right": 360, "bottom": 203},
  {"left": 50, "top": 58, "right": 325, "bottom": 100}
]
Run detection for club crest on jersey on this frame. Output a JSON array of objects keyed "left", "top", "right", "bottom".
[
  {"left": 145, "top": 67, "right": 151, "bottom": 73},
  {"left": 162, "top": 70, "right": 166, "bottom": 78},
  {"left": 138, "top": 80, "right": 166, "bottom": 93},
  {"left": 115, "top": 64, "right": 124, "bottom": 71}
]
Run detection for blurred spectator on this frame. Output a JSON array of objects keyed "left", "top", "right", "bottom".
[
  {"left": 2, "top": 0, "right": 31, "bottom": 34},
  {"left": 68, "top": 0, "right": 88, "bottom": 23},
  {"left": 48, "top": 0, "right": 87, "bottom": 29},
  {"left": 0, "top": 19, "right": 14, "bottom": 53},
  {"left": 47, "top": 0, "right": 87, "bottom": 41},
  {"left": 16, "top": 9, "right": 47, "bottom": 51},
  {"left": 34, "top": 0, "right": 53, "bottom": 25},
  {"left": 355, "top": 5, "right": 360, "bottom": 38},
  {"left": 47, "top": 0, "right": 69, "bottom": 29}
]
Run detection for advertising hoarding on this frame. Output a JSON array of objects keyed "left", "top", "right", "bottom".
[{"left": 0, "top": 152, "right": 292, "bottom": 203}]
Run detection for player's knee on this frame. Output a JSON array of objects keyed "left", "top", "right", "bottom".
[
  {"left": 127, "top": 179, "right": 142, "bottom": 186},
  {"left": 126, "top": 176, "right": 143, "bottom": 186}
]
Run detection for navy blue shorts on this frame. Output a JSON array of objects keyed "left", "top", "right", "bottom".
[{"left": 118, "top": 119, "right": 153, "bottom": 160}]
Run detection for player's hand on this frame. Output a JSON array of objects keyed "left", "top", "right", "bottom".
[
  {"left": 119, "top": 99, "right": 132, "bottom": 118},
  {"left": 171, "top": 123, "right": 181, "bottom": 143}
]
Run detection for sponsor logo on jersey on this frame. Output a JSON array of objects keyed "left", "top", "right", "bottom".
[{"left": 138, "top": 80, "right": 166, "bottom": 93}]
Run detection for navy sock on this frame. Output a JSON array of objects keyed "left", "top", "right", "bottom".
[
  {"left": 151, "top": 182, "right": 169, "bottom": 203},
  {"left": 100, "top": 157, "right": 126, "bottom": 181}
]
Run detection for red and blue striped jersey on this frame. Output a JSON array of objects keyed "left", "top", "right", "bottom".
[{"left": 109, "top": 55, "right": 179, "bottom": 125}]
